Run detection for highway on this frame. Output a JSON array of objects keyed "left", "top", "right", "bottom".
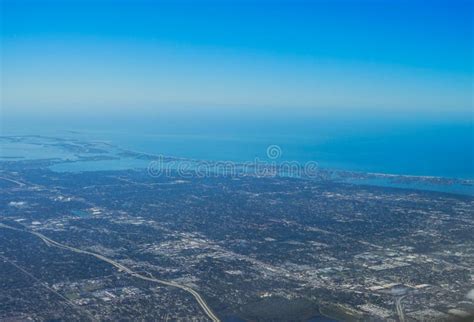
[
  {"left": 0, "top": 176, "right": 26, "bottom": 187},
  {"left": 395, "top": 296, "right": 406, "bottom": 322},
  {"left": 0, "top": 223, "right": 220, "bottom": 322}
]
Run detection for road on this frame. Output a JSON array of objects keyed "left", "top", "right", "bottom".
[
  {"left": 0, "top": 254, "right": 98, "bottom": 321},
  {"left": 395, "top": 295, "right": 406, "bottom": 322},
  {"left": 0, "top": 176, "right": 26, "bottom": 187},
  {"left": 0, "top": 223, "right": 220, "bottom": 322}
]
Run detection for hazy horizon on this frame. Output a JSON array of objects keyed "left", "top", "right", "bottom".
[
  {"left": 2, "top": 0, "right": 473, "bottom": 118},
  {"left": 1, "top": 0, "right": 473, "bottom": 178}
]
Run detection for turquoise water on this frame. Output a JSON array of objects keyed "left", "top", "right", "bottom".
[
  {"left": 0, "top": 141, "right": 76, "bottom": 160},
  {"left": 2, "top": 128, "right": 473, "bottom": 195},
  {"left": 61, "top": 128, "right": 473, "bottom": 180},
  {"left": 2, "top": 122, "right": 473, "bottom": 180}
]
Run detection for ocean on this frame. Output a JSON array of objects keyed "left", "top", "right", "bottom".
[{"left": 1, "top": 118, "right": 473, "bottom": 180}]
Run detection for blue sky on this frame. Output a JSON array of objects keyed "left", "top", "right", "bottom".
[{"left": 1, "top": 0, "right": 473, "bottom": 122}]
